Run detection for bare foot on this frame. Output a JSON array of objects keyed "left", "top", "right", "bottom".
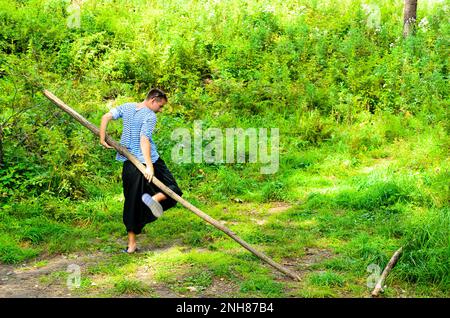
[{"left": 127, "top": 242, "right": 138, "bottom": 253}]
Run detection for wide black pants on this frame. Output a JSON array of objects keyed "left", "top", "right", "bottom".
[{"left": 121, "top": 158, "right": 183, "bottom": 234}]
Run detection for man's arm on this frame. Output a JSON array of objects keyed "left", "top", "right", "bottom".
[
  {"left": 99, "top": 112, "right": 114, "bottom": 149},
  {"left": 140, "top": 135, "right": 154, "bottom": 182}
]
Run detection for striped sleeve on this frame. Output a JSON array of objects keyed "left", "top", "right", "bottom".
[
  {"left": 110, "top": 103, "right": 126, "bottom": 120},
  {"left": 140, "top": 112, "right": 157, "bottom": 140}
]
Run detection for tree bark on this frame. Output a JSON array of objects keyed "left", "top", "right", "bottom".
[
  {"left": 42, "top": 89, "right": 301, "bottom": 282},
  {"left": 403, "top": 0, "right": 418, "bottom": 37}
]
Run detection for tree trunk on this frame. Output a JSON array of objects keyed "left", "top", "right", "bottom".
[{"left": 403, "top": 0, "right": 418, "bottom": 37}]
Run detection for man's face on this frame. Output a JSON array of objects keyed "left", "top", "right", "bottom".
[{"left": 149, "top": 98, "right": 167, "bottom": 112}]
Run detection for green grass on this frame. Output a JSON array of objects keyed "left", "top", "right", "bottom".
[
  {"left": 1, "top": 135, "right": 448, "bottom": 297},
  {"left": 113, "top": 279, "right": 152, "bottom": 296},
  {"left": 309, "top": 271, "right": 346, "bottom": 288},
  {"left": 173, "top": 270, "right": 214, "bottom": 293},
  {"left": 240, "top": 276, "right": 284, "bottom": 297}
]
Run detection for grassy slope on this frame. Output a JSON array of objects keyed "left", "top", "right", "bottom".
[{"left": 2, "top": 132, "right": 448, "bottom": 297}]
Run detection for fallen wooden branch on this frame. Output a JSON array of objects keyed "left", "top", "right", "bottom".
[
  {"left": 371, "top": 247, "right": 403, "bottom": 297},
  {"left": 42, "top": 89, "right": 301, "bottom": 281}
]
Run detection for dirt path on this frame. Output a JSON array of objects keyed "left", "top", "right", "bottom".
[
  {"left": 0, "top": 253, "right": 103, "bottom": 297},
  {"left": 0, "top": 246, "right": 334, "bottom": 298}
]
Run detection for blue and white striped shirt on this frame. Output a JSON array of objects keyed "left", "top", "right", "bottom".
[{"left": 110, "top": 102, "right": 159, "bottom": 163}]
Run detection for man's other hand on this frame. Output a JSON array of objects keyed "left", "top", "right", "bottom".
[
  {"left": 144, "top": 166, "right": 154, "bottom": 182},
  {"left": 100, "top": 139, "right": 114, "bottom": 149}
]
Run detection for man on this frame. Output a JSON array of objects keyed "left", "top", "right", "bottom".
[{"left": 100, "top": 88, "right": 183, "bottom": 253}]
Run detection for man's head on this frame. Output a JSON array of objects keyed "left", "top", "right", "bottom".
[{"left": 144, "top": 88, "right": 167, "bottom": 112}]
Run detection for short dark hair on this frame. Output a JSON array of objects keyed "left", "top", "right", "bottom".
[{"left": 146, "top": 88, "right": 167, "bottom": 102}]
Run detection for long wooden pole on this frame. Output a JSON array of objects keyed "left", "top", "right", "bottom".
[{"left": 42, "top": 89, "right": 300, "bottom": 281}]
